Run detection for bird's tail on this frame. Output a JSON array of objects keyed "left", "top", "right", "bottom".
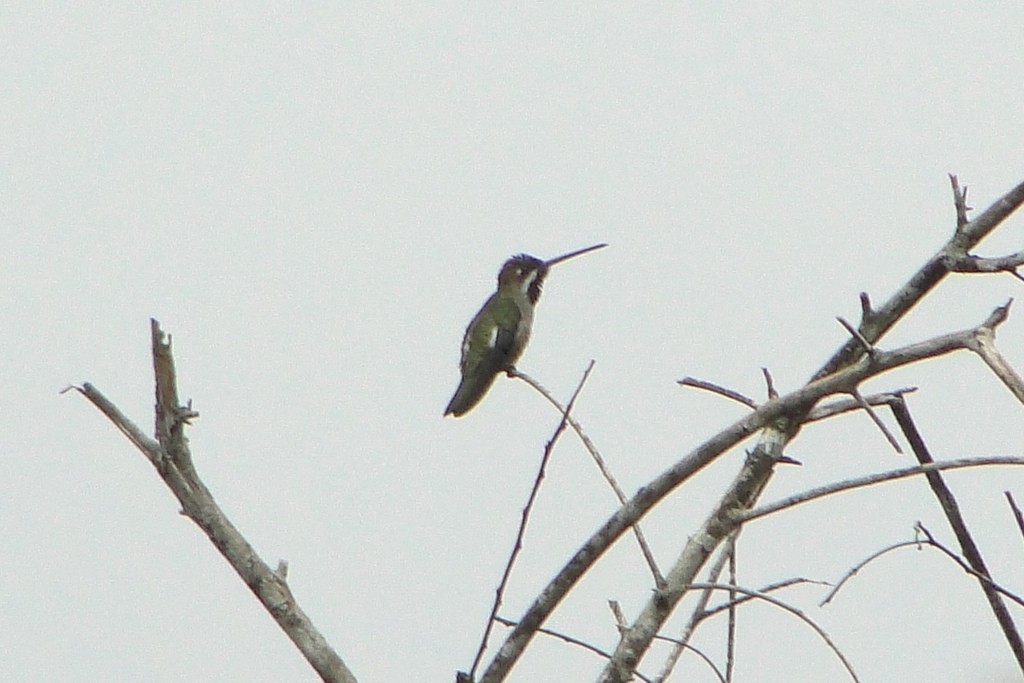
[{"left": 443, "top": 374, "right": 499, "bottom": 417}]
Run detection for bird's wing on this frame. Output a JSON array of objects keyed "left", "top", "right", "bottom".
[{"left": 460, "top": 294, "right": 520, "bottom": 375}]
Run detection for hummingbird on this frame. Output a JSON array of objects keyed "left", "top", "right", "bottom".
[{"left": 444, "top": 243, "right": 607, "bottom": 417}]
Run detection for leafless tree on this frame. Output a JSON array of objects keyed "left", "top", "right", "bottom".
[{"left": 73, "top": 175, "right": 1024, "bottom": 682}]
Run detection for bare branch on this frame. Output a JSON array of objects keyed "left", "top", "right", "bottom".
[
  {"left": 597, "top": 307, "right": 1012, "bottom": 682},
  {"left": 483, "top": 311, "right": 1017, "bottom": 683},
  {"left": 685, "top": 582, "right": 860, "bottom": 683},
  {"left": 75, "top": 321, "right": 357, "bottom": 683},
  {"left": 848, "top": 387, "right": 902, "bottom": 453},
  {"left": 513, "top": 367, "right": 665, "bottom": 587},
  {"left": 814, "top": 177, "right": 1024, "bottom": 380},
  {"left": 805, "top": 387, "right": 917, "bottom": 423},
  {"left": 761, "top": 367, "right": 778, "bottom": 400},
  {"left": 1007, "top": 492, "right": 1024, "bottom": 546},
  {"left": 150, "top": 319, "right": 200, "bottom": 486},
  {"left": 466, "top": 362, "right": 593, "bottom": 680},
  {"left": 914, "top": 523, "right": 1024, "bottom": 609},
  {"left": 965, "top": 300, "right": 1024, "bottom": 406},
  {"left": 739, "top": 456, "right": 1024, "bottom": 524},
  {"left": 678, "top": 376, "right": 757, "bottom": 409},
  {"left": 599, "top": 430, "right": 786, "bottom": 683},
  {"left": 482, "top": 179, "right": 1024, "bottom": 683},
  {"left": 489, "top": 618, "right": 654, "bottom": 683},
  {"left": 950, "top": 173, "right": 972, "bottom": 228},
  {"left": 652, "top": 533, "right": 738, "bottom": 683},
  {"left": 820, "top": 541, "right": 920, "bottom": 606},
  {"left": 890, "top": 398, "right": 1024, "bottom": 671}
]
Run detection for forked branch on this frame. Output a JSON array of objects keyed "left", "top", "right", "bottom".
[
  {"left": 480, "top": 176, "right": 1024, "bottom": 683},
  {"left": 73, "top": 320, "right": 357, "bottom": 683}
]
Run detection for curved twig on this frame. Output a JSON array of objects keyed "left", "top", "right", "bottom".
[
  {"left": 686, "top": 582, "right": 860, "bottom": 683},
  {"left": 738, "top": 456, "right": 1024, "bottom": 525},
  {"left": 490, "top": 617, "right": 654, "bottom": 683},
  {"left": 466, "top": 362, "right": 594, "bottom": 680},
  {"left": 820, "top": 540, "right": 921, "bottom": 606},
  {"left": 512, "top": 367, "right": 665, "bottom": 587},
  {"left": 677, "top": 377, "right": 758, "bottom": 409}
]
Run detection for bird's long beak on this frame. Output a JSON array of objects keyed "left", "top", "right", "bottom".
[{"left": 544, "top": 243, "right": 608, "bottom": 268}]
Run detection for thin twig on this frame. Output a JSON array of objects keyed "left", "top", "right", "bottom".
[
  {"left": 652, "top": 533, "right": 737, "bottom": 683},
  {"left": 825, "top": 528, "right": 1024, "bottom": 611},
  {"left": 850, "top": 387, "right": 902, "bottom": 453},
  {"left": 837, "top": 317, "right": 875, "bottom": 356},
  {"left": 1006, "top": 492, "right": 1024, "bottom": 545},
  {"left": 686, "top": 582, "right": 860, "bottom": 683},
  {"left": 466, "top": 362, "right": 593, "bottom": 680},
  {"left": 915, "top": 523, "right": 1024, "bottom": 609},
  {"left": 513, "top": 367, "right": 665, "bottom": 586},
  {"left": 678, "top": 376, "right": 758, "bottom": 409},
  {"left": 950, "top": 174, "right": 972, "bottom": 228},
  {"left": 725, "top": 543, "right": 737, "bottom": 683},
  {"left": 761, "top": 367, "right": 778, "bottom": 400},
  {"left": 739, "top": 456, "right": 1024, "bottom": 524},
  {"left": 820, "top": 540, "right": 921, "bottom": 605},
  {"left": 650, "top": 634, "right": 727, "bottom": 683},
  {"left": 490, "top": 617, "right": 654, "bottom": 683},
  {"left": 73, "top": 383, "right": 162, "bottom": 460},
  {"left": 805, "top": 387, "right": 917, "bottom": 423},
  {"left": 704, "top": 577, "right": 832, "bottom": 617},
  {"left": 947, "top": 251, "right": 1024, "bottom": 275},
  {"left": 891, "top": 395, "right": 1024, "bottom": 672},
  {"left": 608, "top": 600, "right": 627, "bottom": 633},
  {"left": 859, "top": 292, "right": 872, "bottom": 322},
  {"left": 506, "top": 605, "right": 726, "bottom": 683}
]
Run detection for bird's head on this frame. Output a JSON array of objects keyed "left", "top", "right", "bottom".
[{"left": 496, "top": 243, "right": 608, "bottom": 303}]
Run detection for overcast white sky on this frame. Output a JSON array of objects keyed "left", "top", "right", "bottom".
[{"left": 3, "top": 4, "right": 1024, "bottom": 682}]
